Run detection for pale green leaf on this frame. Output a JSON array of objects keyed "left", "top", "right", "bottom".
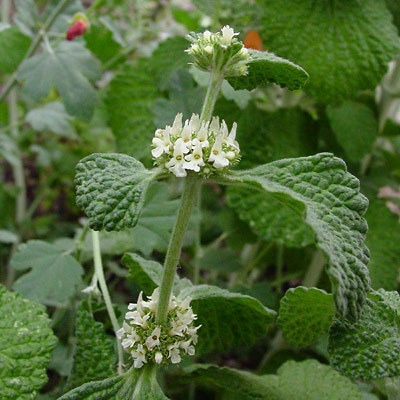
[
  {"left": 199, "top": 247, "right": 242, "bottom": 272},
  {"left": 186, "top": 359, "right": 363, "bottom": 400},
  {"left": 18, "top": 41, "right": 101, "bottom": 121},
  {"left": 228, "top": 49, "right": 309, "bottom": 91},
  {"left": 329, "top": 290, "right": 400, "bottom": 380},
  {"left": 75, "top": 153, "right": 158, "bottom": 231},
  {"left": 366, "top": 199, "right": 400, "bottom": 290},
  {"left": 66, "top": 303, "right": 116, "bottom": 390},
  {"left": 14, "top": 0, "right": 39, "bottom": 37},
  {"left": 0, "top": 25, "right": 30, "bottom": 73},
  {"left": 11, "top": 240, "right": 84, "bottom": 306},
  {"left": 327, "top": 102, "right": 378, "bottom": 161},
  {"left": 179, "top": 285, "right": 276, "bottom": 354},
  {"left": 0, "top": 229, "right": 19, "bottom": 243},
  {"left": 278, "top": 287, "right": 335, "bottom": 347},
  {"left": 0, "top": 285, "right": 57, "bottom": 400},
  {"left": 221, "top": 153, "right": 370, "bottom": 319},
  {"left": 26, "top": 102, "right": 76, "bottom": 138},
  {"left": 261, "top": 0, "right": 399, "bottom": 103},
  {"left": 105, "top": 59, "right": 158, "bottom": 161}
]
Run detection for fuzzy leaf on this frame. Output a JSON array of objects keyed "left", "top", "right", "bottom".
[
  {"left": 105, "top": 59, "right": 158, "bottom": 161},
  {"left": 0, "top": 285, "right": 57, "bottom": 400},
  {"left": 261, "top": 0, "right": 399, "bottom": 103},
  {"left": 327, "top": 102, "right": 378, "bottom": 161},
  {"left": 278, "top": 287, "right": 335, "bottom": 347},
  {"left": 221, "top": 153, "right": 370, "bottom": 319},
  {"left": 0, "top": 25, "right": 30, "bottom": 73},
  {"left": 66, "top": 303, "right": 116, "bottom": 390},
  {"left": 11, "top": 240, "right": 84, "bottom": 306},
  {"left": 228, "top": 49, "right": 309, "bottom": 91},
  {"left": 18, "top": 41, "right": 101, "bottom": 121},
  {"left": 26, "top": 102, "right": 76, "bottom": 138},
  {"left": 75, "top": 153, "right": 157, "bottom": 231},
  {"left": 366, "top": 199, "right": 400, "bottom": 290},
  {"left": 179, "top": 285, "right": 276, "bottom": 354},
  {"left": 186, "top": 360, "right": 363, "bottom": 400},
  {"left": 328, "top": 290, "right": 400, "bottom": 380}
]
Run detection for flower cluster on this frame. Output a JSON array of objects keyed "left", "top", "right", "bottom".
[
  {"left": 117, "top": 288, "right": 200, "bottom": 368},
  {"left": 152, "top": 113, "right": 240, "bottom": 178},
  {"left": 186, "top": 25, "right": 249, "bottom": 77}
]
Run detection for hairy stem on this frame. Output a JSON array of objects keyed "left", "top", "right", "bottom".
[
  {"left": 156, "top": 177, "right": 198, "bottom": 324},
  {"left": 200, "top": 67, "right": 224, "bottom": 122},
  {"left": 193, "top": 182, "right": 202, "bottom": 285},
  {"left": 0, "top": 0, "right": 72, "bottom": 103},
  {"left": 92, "top": 230, "right": 124, "bottom": 374}
]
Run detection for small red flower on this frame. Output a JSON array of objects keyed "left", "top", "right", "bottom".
[
  {"left": 66, "top": 19, "right": 88, "bottom": 41},
  {"left": 244, "top": 30, "right": 263, "bottom": 51}
]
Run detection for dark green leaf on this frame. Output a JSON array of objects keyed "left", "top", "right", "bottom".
[
  {"left": 75, "top": 153, "right": 158, "bottom": 231},
  {"left": 179, "top": 285, "right": 276, "bottom": 354},
  {"left": 0, "top": 25, "right": 30, "bottom": 73},
  {"left": 278, "top": 287, "right": 335, "bottom": 347},
  {"left": 261, "top": 0, "right": 399, "bottom": 103},
  {"left": 329, "top": 290, "right": 400, "bottom": 380},
  {"left": 66, "top": 303, "right": 116, "bottom": 390},
  {"left": 228, "top": 49, "right": 309, "bottom": 91},
  {"left": 0, "top": 285, "right": 57, "bottom": 400},
  {"left": 11, "top": 240, "right": 84, "bottom": 306}
]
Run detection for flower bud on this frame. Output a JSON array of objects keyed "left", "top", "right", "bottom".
[{"left": 66, "top": 13, "right": 89, "bottom": 41}]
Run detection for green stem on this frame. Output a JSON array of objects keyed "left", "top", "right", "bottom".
[
  {"left": 193, "top": 182, "right": 202, "bottom": 285},
  {"left": 0, "top": 0, "right": 72, "bottom": 103},
  {"left": 156, "top": 177, "right": 198, "bottom": 324},
  {"left": 200, "top": 67, "right": 224, "bottom": 122},
  {"left": 92, "top": 230, "right": 124, "bottom": 374},
  {"left": 75, "top": 223, "right": 90, "bottom": 263}
]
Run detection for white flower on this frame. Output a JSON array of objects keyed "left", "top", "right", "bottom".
[
  {"left": 155, "top": 352, "right": 163, "bottom": 364},
  {"left": 168, "top": 343, "right": 182, "bottom": 364},
  {"left": 203, "top": 30, "right": 212, "bottom": 40},
  {"left": 171, "top": 113, "right": 183, "bottom": 136},
  {"left": 209, "top": 136, "right": 229, "bottom": 168},
  {"left": 226, "top": 122, "right": 239, "bottom": 149},
  {"left": 132, "top": 344, "right": 147, "bottom": 369},
  {"left": 151, "top": 127, "right": 171, "bottom": 158},
  {"left": 204, "top": 45, "right": 213, "bottom": 54},
  {"left": 185, "top": 142, "right": 205, "bottom": 172},
  {"left": 192, "top": 122, "right": 209, "bottom": 148},
  {"left": 145, "top": 326, "right": 161, "bottom": 350},
  {"left": 169, "top": 319, "right": 186, "bottom": 337},
  {"left": 221, "top": 25, "right": 238, "bottom": 45},
  {"left": 180, "top": 339, "right": 195, "bottom": 356},
  {"left": 181, "top": 121, "right": 193, "bottom": 150},
  {"left": 166, "top": 139, "right": 188, "bottom": 177}
]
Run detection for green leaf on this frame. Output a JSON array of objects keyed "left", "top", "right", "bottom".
[
  {"left": 221, "top": 153, "right": 370, "bottom": 319},
  {"left": 18, "top": 41, "right": 101, "bottom": 121},
  {"left": 66, "top": 303, "right": 116, "bottom": 390},
  {"left": 75, "top": 153, "right": 157, "bottom": 231},
  {"left": 26, "top": 102, "right": 76, "bottom": 138},
  {"left": 11, "top": 240, "right": 84, "bottom": 306},
  {"left": 327, "top": 102, "right": 378, "bottom": 161},
  {"left": 179, "top": 285, "right": 276, "bottom": 354},
  {"left": 228, "top": 49, "right": 309, "bottom": 91},
  {"left": 261, "top": 0, "right": 399, "bottom": 103},
  {"left": 58, "top": 375, "right": 124, "bottom": 400},
  {"left": 278, "top": 287, "right": 335, "bottom": 347},
  {"left": 199, "top": 247, "right": 242, "bottom": 272},
  {"left": 0, "top": 285, "right": 57, "bottom": 400},
  {"left": 366, "top": 199, "right": 400, "bottom": 290},
  {"left": 60, "top": 367, "right": 168, "bottom": 400},
  {"left": 105, "top": 59, "right": 158, "bottom": 161},
  {"left": 225, "top": 106, "right": 316, "bottom": 247},
  {"left": 122, "top": 252, "right": 191, "bottom": 295},
  {"left": 14, "top": 0, "right": 39, "bottom": 37},
  {"left": 184, "top": 364, "right": 283, "bottom": 400},
  {"left": 328, "top": 290, "right": 400, "bottom": 380},
  {"left": 0, "top": 25, "right": 30, "bottom": 73},
  {"left": 186, "top": 360, "right": 363, "bottom": 400}
]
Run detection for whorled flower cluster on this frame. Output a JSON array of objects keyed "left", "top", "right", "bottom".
[
  {"left": 152, "top": 113, "right": 240, "bottom": 177},
  {"left": 117, "top": 288, "right": 200, "bottom": 368},
  {"left": 186, "top": 25, "right": 249, "bottom": 77}
]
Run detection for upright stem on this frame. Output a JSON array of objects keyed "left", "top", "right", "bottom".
[
  {"left": 156, "top": 177, "right": 198, "bottom": 324},
  {"left": 0, "top": 0, "right": 72, "bottom": 103},
  {"left": 193, "top": 182, "right": 202, "bottom": 285},
  {"left": 200, "top": 68, "right": 224, "bottom": 122},
  {"left": 92, "top": 230, "right": 124, "bottom": 374}
]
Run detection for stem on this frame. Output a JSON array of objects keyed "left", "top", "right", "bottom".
[
  {"left": 0, "top": 0, "right": 72, "bottom": 103},
  {"left": 302, "top": 250, "right": 325, "bottom": 287},
  {"left": 92, "top": 230, "right": 124, "bottom": 374},
  {"left": 156, "top": 177, "right": 198, "bottom": 324},
  {"left": 193, "top": 182, "right": 202, "bottom": 285},
  {"left": 200, "top": 67, "right": 224, "bottom": 122}
]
